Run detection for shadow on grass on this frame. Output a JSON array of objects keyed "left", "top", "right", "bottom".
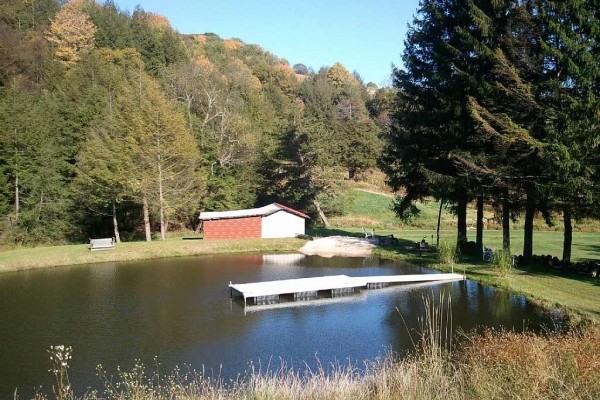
[
  {"left": 573, "top": 242, "right": 600, "bottom": 262},
  {"left": 509, "top": 263, "right": 600, "bottom": 287}
]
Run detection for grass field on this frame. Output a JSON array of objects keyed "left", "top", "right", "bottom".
[
  {"left": 0, "top": 237, "right": 305, "bottom": 273},
  {"left": 331, "top": 188, "right": 600, "bottom": 232}
]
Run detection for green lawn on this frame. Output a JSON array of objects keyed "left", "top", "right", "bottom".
[
  {"left": 310, "top": 226, "right": 599, "bottom": 263},
  {"left": 331, "top": 188, "right": 600, "bottom": 232},
  {"left": 0, "top": 237, "right": 305, "bottom": 273}
]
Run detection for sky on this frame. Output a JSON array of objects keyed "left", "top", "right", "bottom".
[{"left": 115, "top": 0, "right": 421, "bottom": 86}]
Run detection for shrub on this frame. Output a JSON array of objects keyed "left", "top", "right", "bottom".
[
  {"left": 437, "top": 240, "right": 457, "bottom": 265},
  {"left": 492, "top": 250, "right": 513, "bottom": 277}
]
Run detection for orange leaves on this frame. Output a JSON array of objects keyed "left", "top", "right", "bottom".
[
  {"left": 191, "top": 34, "right": 207, "bottom": 44},
  {"left": 223, "top": 39, "right": 243, "bottom": 51},
  {"left": 143, "top": 12, "right": 171, "bottom": 29},
  {"left": 194, "top": 54, "right": 215, "bottom": 72}
]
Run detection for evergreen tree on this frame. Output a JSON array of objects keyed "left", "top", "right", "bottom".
[
  {"left": 539, "top": 0, "right": 600, "bottom": 264},
  {"left": 381, "top": 0, "right": 478, "bottom": 250}
]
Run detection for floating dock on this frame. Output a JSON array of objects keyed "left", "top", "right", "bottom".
[{"left": 229, "top": 273, "right": 464, "bottom": 305}]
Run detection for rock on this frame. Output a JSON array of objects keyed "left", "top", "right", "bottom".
[{"left": 299, "top": 236, "right": 376, "bottom": 258}]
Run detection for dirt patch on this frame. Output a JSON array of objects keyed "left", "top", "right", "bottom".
[{"left": 299, "top": 236, "right": 377, "bottom": 258}]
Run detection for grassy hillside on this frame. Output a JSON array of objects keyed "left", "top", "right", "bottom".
[{"left": 329, "top": 187, "right": 600, "bottom": 233}]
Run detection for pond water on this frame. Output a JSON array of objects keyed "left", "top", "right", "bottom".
[{"left": 0, "top": 254, "right": 559, "bottom": 397}]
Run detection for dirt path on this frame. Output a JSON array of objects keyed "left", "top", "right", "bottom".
[
  {"left": 355, "top": 188, "right": 394, "bottom": 197},
  {"left": 299, "top": 236, "right": 377, "bottom": 258}
]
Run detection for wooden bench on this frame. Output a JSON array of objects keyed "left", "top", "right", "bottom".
[{"left": 89, "top": 238, "right": 115, "bottom": 251}]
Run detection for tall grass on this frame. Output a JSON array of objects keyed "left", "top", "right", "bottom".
[
  {"left": 491, "top": 249, "right": 513, "bottom": 277},
  {"left": 437, "top": 240, "right": 457, "bottom": 265}
]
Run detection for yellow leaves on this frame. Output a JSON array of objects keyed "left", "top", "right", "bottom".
[
  {"left": 229, "top": 58, "right": 262, "bottom": 90},
  {"left": 144, "top": 13, "right": 170, "bottom": 29},
  {"left": 327, "top": 62, "right": 358, "bottom": 87},
  {"left": 272, "top": 63, "right": 299, "bottom": 95},
  {"left": 46, "top": 1, "right": 96, "bottom": 68}
]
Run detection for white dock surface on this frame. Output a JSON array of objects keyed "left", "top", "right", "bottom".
[
  {"left": 359, "top": 273, "right": 465, "bottom": 285},
  {"left": 229, "top": 273, "right": 465, "bottom": 301},
  {"left": 230, "top": 275, "right": 363, "bottom": 299}
]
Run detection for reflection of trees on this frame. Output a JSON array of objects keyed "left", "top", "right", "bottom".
[{"left": 382, "top": 279, "right": 555, "bottom": 354}]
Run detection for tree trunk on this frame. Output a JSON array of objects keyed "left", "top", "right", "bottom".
[
  {"left": 523, "top": 191, "right": 535, "bottom": 262},
  {"left": 313, "top": 200, "right": 330, "bottom": 227},
  {"left": 476, "top": 195, "right": 484, "bottom": 258},
  {"left": 158, "top": 157, "right": 166, "bottom": 241},
  {"left": 456, "top": 198, "right": 468, "bottom": 250},
  {"left": 14, "top": 172, "right": 19, "bottom": 221},
  {"left": 562, "top": 207, "right": 572, "bottom": 265},
  {"left": 112, "top": 202, "right": 121, "bottom": 243},
  {"left": 436, "top": 198, "right": 443, "bottom": 247},
  {"left": 143, "top": 195, "right": 152, "bottom": 242},
  {"left": 502, "top": 196, "right": 510, "bottom": 252}
]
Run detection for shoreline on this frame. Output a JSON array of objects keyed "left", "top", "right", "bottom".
[
  {"left": 1, "top": 236, "right": 598, "bottom": 321},
  {"left": 0, "top": 238, "right": 307, "bottom": 273}
]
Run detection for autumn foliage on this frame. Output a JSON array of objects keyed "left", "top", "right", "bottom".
[{"left": 45, "top": 1, "right": 96, "bottom": 67}]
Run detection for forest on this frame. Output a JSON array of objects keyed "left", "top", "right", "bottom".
[
  {"left": 383, "top": 0, "right": 600, "bottom": 264},
  {"left": 0, "top": 0, "right": 385, "bottom": 245},
  {"left": 0, "top": 0, "right": 598, "bottom": 267}
]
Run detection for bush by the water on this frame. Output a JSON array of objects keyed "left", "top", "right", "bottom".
[
  {"left": 437, "top": 240, "right": 457, "bottom": 265},
  {"left": 492, "top": 249, "right": 513, "bottom": 277}
]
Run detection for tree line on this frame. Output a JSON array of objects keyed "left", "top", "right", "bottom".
[
  {"left": 0, "top": 0, "right": 383, "bottom": 244},
  {"left": 382, "top": 0, "right": 599, "bottom": 263}
]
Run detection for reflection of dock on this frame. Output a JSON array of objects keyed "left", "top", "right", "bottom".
[{"left": 229, "top": 273, "right": 465, "bottom": 306}]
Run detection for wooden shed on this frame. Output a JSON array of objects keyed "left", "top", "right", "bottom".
[{"left": 199, "top": 203, "right": 309, "bottom": 239}]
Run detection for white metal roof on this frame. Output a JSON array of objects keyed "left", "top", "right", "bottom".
[{"left": 199, "top": 203, "right": 309, "bottom": 221}]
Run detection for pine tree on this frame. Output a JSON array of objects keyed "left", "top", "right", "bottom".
[
  {"left": 382, "top": 0, "right": 478, "bottom": 250},
  {"left": 539, "top": 0, "right": 600, "bottom": 264}
]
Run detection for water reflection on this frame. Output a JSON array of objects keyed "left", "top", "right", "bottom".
[{"left": 0, "top": 254, "right": 557, "bottom": 398}]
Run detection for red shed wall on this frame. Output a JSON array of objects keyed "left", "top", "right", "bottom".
[{"left": 203, "top": 217, "right": 262, "bottom": 239}]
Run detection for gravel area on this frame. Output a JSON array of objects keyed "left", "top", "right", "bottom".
[{"left": 299, "top": 236, "right": 377, "bottom": 258}]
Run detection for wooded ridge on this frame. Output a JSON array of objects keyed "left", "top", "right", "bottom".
[
  {"left": 0, "top": 0, "right": 598, "bottom": 268},
  {"left": 0, "top": 0, "right": 386, "bottom": 245}
]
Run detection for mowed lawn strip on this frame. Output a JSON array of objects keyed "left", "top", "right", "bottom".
[
  {"left": 373, "top": 230, "right": 600, "bottom": 320},
  {"left": 0, "top": 238, "right": 306, "bottom": 273}
]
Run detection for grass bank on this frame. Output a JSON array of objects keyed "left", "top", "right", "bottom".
[
  {"left": 333, "top": 187, "right": 600, "bottom": 232},
  {"left": 0, "top": 237, "right": 306, "bottom": 273},
  {"left": 378, "top": 245, "right": 600, "bottom": 321}
]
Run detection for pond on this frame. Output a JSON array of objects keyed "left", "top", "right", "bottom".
[{"left": 0, "top": 254, "right": 559, "bottom": 398}]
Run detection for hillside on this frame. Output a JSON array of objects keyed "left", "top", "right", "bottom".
[{"left": 0, "top": 0, "right": 388, "bottom": 245}]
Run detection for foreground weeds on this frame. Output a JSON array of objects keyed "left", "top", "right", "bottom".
[
  {"left": 458, "top": 326, "right": 600, "bottom": 399},
  {"left": 31, "top": 302, "right": 600, "bottom": 400}
]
